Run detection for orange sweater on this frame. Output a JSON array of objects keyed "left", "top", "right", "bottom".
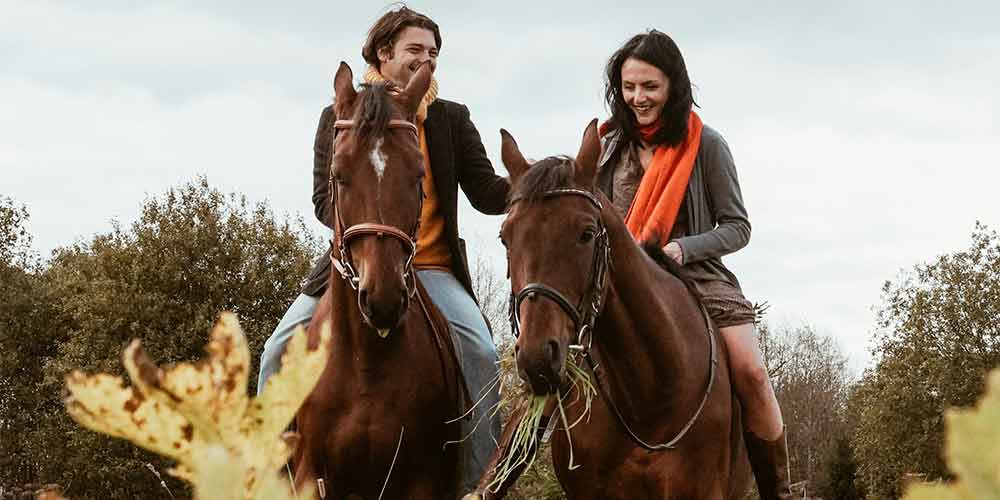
[{"left": 413, "top": 124, "right": 451, "bottom": 270}]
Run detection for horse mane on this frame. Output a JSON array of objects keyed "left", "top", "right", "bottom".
[
  {"left": 351, "top": 83, "right": 395, "bottom": 146},
  {"left": 509, "top": 156, "right": 576, "bottom": 202}
]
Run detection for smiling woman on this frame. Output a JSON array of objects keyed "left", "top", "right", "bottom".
[{"left": 597, "top": 30, "right": 792, "bottom": 499}]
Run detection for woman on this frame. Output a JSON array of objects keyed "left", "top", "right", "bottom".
[{"left": 596, "top": 30, "right": 791, "bottom": 499}]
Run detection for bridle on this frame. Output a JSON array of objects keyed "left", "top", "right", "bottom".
[
  {"left": 328, "top": 118, "right": 423, "bottom": 298},
  {"left": 507, "top": 188, "right": 609, "bottom": 353},
  {"left": 506, "top": 187, "right": 717, "bottom": 451}
]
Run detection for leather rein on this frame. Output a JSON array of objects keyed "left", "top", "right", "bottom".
[
  {"left": 328, "top": 118, "right": 422, "bottom": 298},
  {"left": 507, "top": 188, "right": 717, "bottom": 451}
]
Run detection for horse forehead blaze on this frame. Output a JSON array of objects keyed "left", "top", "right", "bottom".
[{"left": 369, "top": 137, "right": 387, "bottom": 181}]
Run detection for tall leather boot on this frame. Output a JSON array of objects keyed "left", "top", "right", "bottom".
[{"left": 744, "top": 427, "right": 793, "bottom": 500}]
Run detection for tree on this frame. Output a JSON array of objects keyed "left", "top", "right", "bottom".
[
  {"left": 3, "top": 178, "right": 320, "bottom": 498},
  {"left": 850, "top": 222, "right": 1000, "bottom": 499},
  {"left": 757, "top": 322, "right": 853, "bottom": 494},
  {"left": 0, "top": 197, "right": 62, "bottom": 489},
  {"left": 821, "top": 434, "right": 865, "bottom": 500}
]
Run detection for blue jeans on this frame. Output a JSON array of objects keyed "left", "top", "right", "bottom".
[{"left": 257, "top": 269, "right": 501, "bottom": 493}]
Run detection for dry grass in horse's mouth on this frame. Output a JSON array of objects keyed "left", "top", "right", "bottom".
[{"left": 486, "top": 353, "right": 597, "bottom": 493}]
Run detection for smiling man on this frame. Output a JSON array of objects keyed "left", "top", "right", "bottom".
[{"left": 256, "top": 5, "right": 510, "bottom": 494}]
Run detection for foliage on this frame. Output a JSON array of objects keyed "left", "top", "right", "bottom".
[
  {"left": 2, "top": 179, "right": 320, "bottom": 498},
  {"left": 851, "top": 222, "right": 1000, "bottom": 498},
  {"left": 0, "top": 197, "right": 62, "bottom": 487},
  {"left": 820, "top": 434, "right": 865, "bottom": 500},
  {"left": 904, "top": 369, "right": 1000, "bottom": 499},
  {"left": 757, "top": 322, "right": 853, "bottom": 492},
  {"left": 65, "top": 313, "right": 329, "bottom": 499}
]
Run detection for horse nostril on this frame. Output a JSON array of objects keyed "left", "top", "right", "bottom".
[
  {"left": 547, "top": 339, "right": 560, "bottom": 363},
  {"left": 359, "top": 289, "right": 370, "bottom": 310}
]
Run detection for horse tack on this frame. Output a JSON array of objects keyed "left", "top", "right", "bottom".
[
  {"left": 328, "top": 118, "right": 423, "bottom": 298},
  {"left": 507, "top": 187, "right": 718, "bottom": 451}
]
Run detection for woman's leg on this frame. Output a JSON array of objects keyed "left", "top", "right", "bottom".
[
  {"left": 720, "top": 321, "right": 791, "bottom": 500},
  {"left": 719, "top": 322, "right": 783, "bottom": 439}
]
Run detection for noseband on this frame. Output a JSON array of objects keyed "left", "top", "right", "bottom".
[
  {"left": 507, "top": 188, "right": 609, "bottom": 352},
  {"left": 329, "top": 118, "right": 422, "bottom": 298}
]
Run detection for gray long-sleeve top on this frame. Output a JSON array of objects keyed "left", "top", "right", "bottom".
[{"left": 595, "top": 123, "right": 751, "bottom": 289}]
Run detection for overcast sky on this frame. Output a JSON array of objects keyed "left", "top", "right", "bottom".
[{"left": 3, "top": 1, "right": 998, "bottom": 372}]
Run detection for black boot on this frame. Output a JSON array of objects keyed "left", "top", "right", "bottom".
[{"left": 744, "top": 428, "right": 793, "bottom": 500}]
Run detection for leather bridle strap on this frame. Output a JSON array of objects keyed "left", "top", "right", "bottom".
[
  {"left": 512, "top": 283, "right": 582, "bottom": 330},
  {"left": 334, "top": 119, "right": 418, "bottom": 136},
  {"left": 327, "top": 117, "right": 422, "bottom": 297}
]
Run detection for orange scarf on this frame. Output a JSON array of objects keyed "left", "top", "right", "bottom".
[{"left": 624, "top": 111, "right": 703, "bottom": 246}]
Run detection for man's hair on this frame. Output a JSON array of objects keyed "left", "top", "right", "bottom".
[
  {"left": 362, "top": 5, "right": 442, "bottom": 70},
  {"left": 604, "top": 30, "right": 696, "bottom": 148}
]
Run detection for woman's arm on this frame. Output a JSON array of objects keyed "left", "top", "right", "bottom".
[{"left": 673, "top": 130, "right": 751, "bottom": 264}]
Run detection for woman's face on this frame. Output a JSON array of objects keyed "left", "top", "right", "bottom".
[{"left": 621, "top": 57, "right": 670, "bottom": 127}]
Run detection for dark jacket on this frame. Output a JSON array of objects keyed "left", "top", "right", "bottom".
[
  {"left": 301, "top": 99, "right": 510, "bottom": 298},
  {"left": 595, "top": 124, "right": 751, "bottom": 288}
]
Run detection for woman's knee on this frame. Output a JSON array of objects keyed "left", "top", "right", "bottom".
[{"left": 731, "top": 356, "right": 771, "bottom": 393}]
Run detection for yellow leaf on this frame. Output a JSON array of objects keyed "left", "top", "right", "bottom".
[
  {"left": 64, "top": 312, "right": 332, "bottom": 499},
  {"left": 903, "top": 370, "right": 1000, "bottom": 500}
]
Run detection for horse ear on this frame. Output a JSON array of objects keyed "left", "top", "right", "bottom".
[
  {"left": 400, "top": 62, "right": 432, "bottom": 116},
  {"left": 575, "top": 118, "right": 600, "bottom": 186},
  {"left": 333, "top": 62, "right": 356, "bottom": 118},
  {"left": 500, "top": 129, "right": 531, "bottom": 182}
]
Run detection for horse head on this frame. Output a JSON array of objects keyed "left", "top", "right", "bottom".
[
  {"left": 500, "top": 119, "right": 606, "bottom": 395},
  {"left": 329, "top": 61, "right": 432, "bottom": 332}
]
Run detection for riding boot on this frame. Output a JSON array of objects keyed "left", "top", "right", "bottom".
[{"left": 744, "top": 428, "right": 793, "bottom": 500}]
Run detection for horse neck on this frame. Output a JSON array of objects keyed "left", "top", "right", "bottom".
[
  {"left": 325, "top": 273, "right": 418, "bottom": 379},
  {"left": 593, "top": 207, "right": 709, "bottom": 416}
]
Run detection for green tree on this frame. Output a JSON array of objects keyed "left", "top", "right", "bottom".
[
  {"left": 0, "top": 196, "right": 63, "bottom": 490},
  {"left": 820, "top": 434, "right": 865, "bottom": 500},
  {"left": 4, "top": 178, "right": 320, "bottom": 499},
  {"left": 851, "top": 222, "right": 1000, "bottom": 499}
]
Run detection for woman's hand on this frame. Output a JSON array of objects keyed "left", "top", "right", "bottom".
[{"left": 663, "top": 241, "right": 684, "bottom": 265}]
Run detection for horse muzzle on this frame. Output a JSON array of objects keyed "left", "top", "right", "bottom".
[{"left": 516, "top": 337, "right": 566, "bottom": 395}]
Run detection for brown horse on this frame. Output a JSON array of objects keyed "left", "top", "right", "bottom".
[
  {"left": 293, "top": 62, "right": 464, "bottom": 499},
  {"left": 469, "top": 121, "right": 751, "bottom": 499}
]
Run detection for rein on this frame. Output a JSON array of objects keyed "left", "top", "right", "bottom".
[
  {"left": 329, "top": 118, "right": 422, "bottom": 298},
  {"left": 507, "top": 187, "right": 717, "bottom": 451}
]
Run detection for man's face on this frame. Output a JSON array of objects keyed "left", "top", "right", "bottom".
[{"left": 379, "top": 26, "right": 438, "bottom": 87}]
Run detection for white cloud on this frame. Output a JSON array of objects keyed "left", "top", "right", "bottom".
[{"left": 2, "top": 1, "right": 998, "bottom": 371}]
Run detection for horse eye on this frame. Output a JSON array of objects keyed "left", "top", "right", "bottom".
[{"left": 579, "top": 230, "right": 595, "bottom": 244}]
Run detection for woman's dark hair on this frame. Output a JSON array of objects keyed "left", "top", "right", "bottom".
[
  {"left": 362, "top": 5, "right": 442, "bottom": 71},
  {"left": 604, "top": 30, "right": 696, "bottom": 147}
]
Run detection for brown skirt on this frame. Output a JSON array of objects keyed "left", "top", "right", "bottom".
[{"left": 689, "top": 278, "right": 756, "bottom": 329}]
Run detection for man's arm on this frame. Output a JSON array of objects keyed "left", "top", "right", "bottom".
[
  {"left": 453, "top": 103, "right": 510, "bottom": 215},
  {"left": 311, "top": 105, "right": 335, "bottom": 229}
]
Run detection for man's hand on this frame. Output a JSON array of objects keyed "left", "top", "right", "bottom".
[{"left": 663, "top": 241, "right": 684, "bottom": 265}]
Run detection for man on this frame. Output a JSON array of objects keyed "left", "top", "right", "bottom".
[{"left": 256, "top": 5, "right": 509, "bottom": 493}]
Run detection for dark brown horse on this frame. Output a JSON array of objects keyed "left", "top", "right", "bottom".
[
  {"left": 469, "top": 121, "right": 751, "bottom": 499},
  {"left": 294, "top": 62, "right": 464, "bottom": 499}
]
